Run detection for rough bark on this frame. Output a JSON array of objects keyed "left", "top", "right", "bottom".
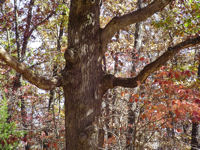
[
  {"left": 191, "top": 122, "right": 199, "bottom": 150},
  {"left": 61, "top": 1, "right": 104, "bottom": 149}
]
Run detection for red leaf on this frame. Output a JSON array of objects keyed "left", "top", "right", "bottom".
[
  {"left": 177, "top": 128, "right": 182, "bottom": 133},
  {"left": 175, "top": 109, "right": 180, "bottom": 117},
  {"left": 174, "top": 72, "right": 180, "bottom": 79},
  {"left": 195, "top": 99, "right": 200, "bottom": 104},
  {"left": 139, "top": 57, "right": 145, "bottom": 61},
  {"left": 129, "top": 98, "right": 133, "bottom": 103},
  {"left": 53, "top": 143, "right": 58, "bottom": 148}
]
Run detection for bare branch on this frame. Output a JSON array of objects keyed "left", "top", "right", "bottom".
[
  {"left": 0, "top": 46, "right": 62, "bottom": 90},
  {"left": 28, "top": 61, "right": 47, "bottom": 69},
  {"left": 102, "top": 36, "right": 200, "bottom": 91},
  {"left": 101, "top": 0, "right": 173, "bottom": 50},
  {"left": 14, "top": 0, "right": 20, "bottom": 60},
  {"left": 30, "top": 11, "right": 55, "bottom": 34},
  {"left": 21, "top": 10, "right": 55, "bottom": 60},
  {"left": 21, "top": 0, "right": 35, "bottom": 58}
]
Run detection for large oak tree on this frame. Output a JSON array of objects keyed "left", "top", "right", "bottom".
[{"left": 1, "top": 0, "right": 200, "bottom": 149}]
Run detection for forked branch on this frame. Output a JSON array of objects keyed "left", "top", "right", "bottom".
[
  {"left": 101, "top": 0, "right": 173, "bottom": 51},
  {"left": 102, "top": 36, "right": 200, "bottom": 91},
  {"left": 0, "top": 46, "right": 61, "bottom": 90}
]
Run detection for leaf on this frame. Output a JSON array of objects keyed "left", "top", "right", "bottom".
[
  {"left": 194, "top": 99, "right": 200, "bottom": 104},
  {"left": 132, "top": 94, "right": 139, "bottom": 98},
  {"left": 175, "top": 109, "right": 180, "bottom": 117},
  {"left": 177, "top": 128, "right": 182, "bottom": 133},
  {"left": 174, "top": 72, "right": 181, "bottom": 79},
  {"left": 184, "top": 19, "right": 191, "bottom": 27},
  {"left": 189, "top": 0, "right": 193, "bottom": 4},
  {"left": 129, "top": 97, "right": 133, "bottom": 103},
  {"left": 139, "top": 57, "right": 145, "bottom": 61}
]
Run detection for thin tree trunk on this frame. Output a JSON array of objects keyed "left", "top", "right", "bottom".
[
  {"left": 13, "top": 0, "right": 28, "bottom": 128},
  {"left": 48, "top": 11, "right": 65, "bottom": 111},
  {"left": 13, "top": 1, "right": 33, "bottom": 149},
  {"left": 191, "top": 59, "right": 200, "bottom": 150},
  {"left": 127, "top": 0, "right": 144, "bottom": 149},
  {"left": 45, "top": 11, "right": 66, "bottom": 149},
  {"left": 191, "top": 122, "right": 198, "bottom": 150}
]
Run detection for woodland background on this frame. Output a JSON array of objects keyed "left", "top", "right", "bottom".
[{"left": 0, "top": 0, "right": 200, "bottom": 149}]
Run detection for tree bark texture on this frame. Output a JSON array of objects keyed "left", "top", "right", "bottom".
[
  {"left": 191, "top": 122, "right": 199, "bottom": 150},
  {"left": 62, "top": 1, "right": 104, "bottom": 149},
  {"left": 191, "top": 62, "right": 200, "bottom": 150}
]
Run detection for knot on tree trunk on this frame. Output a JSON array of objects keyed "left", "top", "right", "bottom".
[
  {"left": 64, "top": 47, "right": 80, "bottom": 64},
  {"left": 100, "top": 74, "right": 114, "bottom": 94}
]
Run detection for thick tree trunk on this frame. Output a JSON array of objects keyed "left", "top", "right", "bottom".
[{"left": 62, "top": 1, "right": 104, "bottom": 149}]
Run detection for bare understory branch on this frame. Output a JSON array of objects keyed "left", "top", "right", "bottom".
[
  {"left": 21, "top": 11, "right": 55, "bottom": 60},
  {"left": 21, "top": 0, "right": 35, "bottom": 58},
  {"left": 102, "top": 36, "right": 200, "bottom": 91},
  {"left": 30, "top": 11, "right": 55, "bottom": 34},
  {"left": 101, "top": 0, "right": 173, "bottom": 51},
  {"left": 0, "top": 46, "right": 61, "bottom": 90}
]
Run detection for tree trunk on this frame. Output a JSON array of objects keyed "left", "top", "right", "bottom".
[
  {"left": 191, "top": 61, "right": 200, "bottom": 150},
  {"left": 191, "top": 122, "right": 198, "bottom": 150},
  {"left": 62, "top": 1, "right": 104, "bottom": 149},
  {"left": 127, "top": 0, "right": 144, "bottom": 149}
]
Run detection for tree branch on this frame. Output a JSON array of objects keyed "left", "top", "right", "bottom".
[
  {"left": 102, "top": 36, "right": 200, "bottom": 91},
  {"left": 0, "top": 46, "right": 62, "bottom": 90},
  {"left": 21, "top": 0, "right": 35, "bottom": 58},
  {"left": 101, "top": 0, "right": 173, "bottom": 51},
  {"left": 14, "top": 0, "right": 20, "bottom": 60},
  {"left": 21, "top": 11, "right": 55, "bottom": 61},
  {"left": 30, "top": 11, "right": 55, "bottom": 34}
]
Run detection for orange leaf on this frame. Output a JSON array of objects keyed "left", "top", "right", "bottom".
[{"left": 132, "top": 94, "right": 139, "bottom": 98}]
